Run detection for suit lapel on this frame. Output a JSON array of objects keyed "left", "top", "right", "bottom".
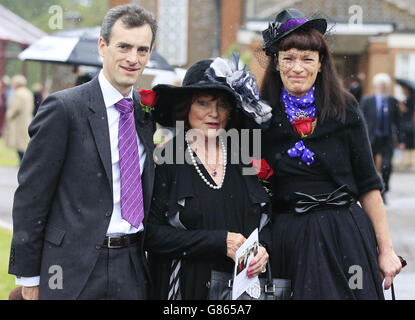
[{"left": 87, "top": 77, "right": 113, "bottom": 189}]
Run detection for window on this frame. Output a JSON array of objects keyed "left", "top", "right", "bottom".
[
  {"left": 395, "top": 52, "right": 415, "bottom": 82},
  {"left": 157, "top": 0, "right": 188, "bottom": 66}
]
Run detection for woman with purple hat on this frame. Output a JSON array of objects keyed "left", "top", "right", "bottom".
[
  {"left": 145, "top": 55, "right": 274, "bottom": 300},
  {"left": 260, "top": 8, "right": 403, "bottom": 299}
]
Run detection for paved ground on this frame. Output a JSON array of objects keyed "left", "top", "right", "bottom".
[{"left": 0, "top": 166, "right": 414, "bottom": 299}]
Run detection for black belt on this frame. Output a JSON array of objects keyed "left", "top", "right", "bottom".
[
  {"left": 101, "top": 232, "right": 142, "bottom": 249},
  {"left": 277, "top": 185, "right": 356, "bottom": 215}
]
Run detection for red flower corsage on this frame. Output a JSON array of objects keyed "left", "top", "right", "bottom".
[
  {"left": 252, "top": 158, "right": 273, "bottom": 181},
  {"left": 292, "top": 118, "right": 315, "bottom": 138},
  {"left": 252, "top": 158, "right": 273, "bottom": 197},
  {"left": 138, "top": 89, "right": 158, "bottom": 112}
]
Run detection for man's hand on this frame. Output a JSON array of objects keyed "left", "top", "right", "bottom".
[
  {"left": 22, "top": 286, "right": 39, "bottom": 300},
  {"left": 226, "top": 232, "right": 246, "bottom": 262}
]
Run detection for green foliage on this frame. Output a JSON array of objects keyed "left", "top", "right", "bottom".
[
  {"left": 0, "top": 228, "right": 14, "bottom": 300},
  {"left": 225, "top": 43, "right": 252, "bottom": 67},
  {"left": 0, "top": 0, "right": 107, "bottom": 88},
  {"left": 0, "top": 0, "right": 109, "bottom": 32},
  {"left": 0, "top": 138, "right": 19, "bottom": 167}
]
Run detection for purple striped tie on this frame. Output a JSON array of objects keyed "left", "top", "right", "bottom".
[{"left": 114, "top": 98, "right": 144, "bottom": 228}]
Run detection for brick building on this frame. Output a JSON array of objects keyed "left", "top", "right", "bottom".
[
  {"left": 111, "top": 0, "right": 415, "bottom": 96},
  {"left": 239, "top": 0, "right": 415, "bottom": 96}
]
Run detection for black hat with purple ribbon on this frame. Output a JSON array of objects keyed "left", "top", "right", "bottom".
[{"left": 262, "top": 8, "right": 327, "bottom": 56}]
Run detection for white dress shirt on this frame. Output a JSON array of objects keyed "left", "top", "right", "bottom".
[
  {"left": 16, "top": 71, "right": 146, "bottom": 286},
  {"left": 99, "top": 71, "right": 146, "bottom": 235}
]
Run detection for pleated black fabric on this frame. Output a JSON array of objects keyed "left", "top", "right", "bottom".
[{"left": 270, "top": 154, "right": 384, "bottom": 300}]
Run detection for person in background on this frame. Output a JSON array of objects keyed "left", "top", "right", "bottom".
[
  {"left": 396, "top": 78, "right": 415, "bottom": 170},
  {"left": 3, "top": 75, "right": 34, "bottom": 163},
  {"left": 348, "top": 72, "right": 365, "bottom": 103},
  {"left": 0, "top": 75, "right": 12, "bottom": 136},
  {"left": 31, "top": 83, "right": 44, "bottom": 116},
  {"left": 360, "top": 73, "right": 405, "bottom": 203}
]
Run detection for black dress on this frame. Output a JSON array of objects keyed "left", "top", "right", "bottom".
[
  {"left": 263, "top": 97, "right": 385, "bottom": 300},
  {"left": 147, "top": 141, "right": 270, "bottom": 300},
  {"left": 178, "top": 162, "right": 260, "bottom": 299},
  {"left": 270, "top": 155, "right": 384, "bottom": 300}
]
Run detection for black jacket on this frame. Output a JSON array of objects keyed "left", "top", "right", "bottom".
[
  {"left": 145, "top": 136, "right": 272, "bottom": 299},
  {"left": 360, "top": 95, "right": 403, "bottom": 146},
  {"left": 263, "top": 100, "right": 383, "bottom": 199},
  {"left": 8, "top": 77, "right": 156, "bottom": 299}
]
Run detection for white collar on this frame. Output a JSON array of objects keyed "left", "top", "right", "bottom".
[{"left": 98, "top": 70, "right": 134, "bottom": 108}]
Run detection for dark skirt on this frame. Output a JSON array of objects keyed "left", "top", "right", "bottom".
[{"left": 271, "top": 203, "right": 385, "bottom": 300}]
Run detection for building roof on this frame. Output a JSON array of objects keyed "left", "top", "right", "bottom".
[
  {"left": 0, "top": 4, "right": 46, "bottom": 45},
  {"left": 385, "top": 0, "right": 415, "bottom": 16},
  {"left": 249, "top": 0, "right": 415, "bottom": 30}
]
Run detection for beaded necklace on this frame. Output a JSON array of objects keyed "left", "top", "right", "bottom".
[{"left": 185, "top": 134, "right": 227, "bottom": 190}]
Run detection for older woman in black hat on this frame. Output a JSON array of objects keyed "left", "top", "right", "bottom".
[
  {"left": 260, "top": 8, "right": 403, "bottom": 299},
  {"left": 145, "top": 55, "right": 273, "bottom": 300}
]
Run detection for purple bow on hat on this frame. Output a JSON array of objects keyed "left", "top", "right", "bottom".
[
  {"left": 287, "top": 141, "right": 315, "bottom": 166},
  {"left": 279, "top": 19, "right": 308, "bottom": 34}
]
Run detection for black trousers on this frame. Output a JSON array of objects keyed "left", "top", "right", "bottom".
[
  {"left": 77, "top": 241, "right": 149, "bottom": 300},
  {"left": 372, "top": 136, "right": 393, "bottom": 192}
]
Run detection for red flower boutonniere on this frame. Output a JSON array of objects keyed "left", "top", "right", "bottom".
[
  {"left": 252, "top": 158, "right": 274, "bottom": 197},
  {"left": 292, "top": 117, "right": 316, "bottom": 138},
  {"left": 139, "top": 89, "right": 158, "bottom": 112}
]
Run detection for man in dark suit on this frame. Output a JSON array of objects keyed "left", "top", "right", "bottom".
[
  {"left": 8, "top": 4, "right": 158, "bottom": 300},
  {"left": 360, "top": 73, "right": 404, "bottom": 201}
]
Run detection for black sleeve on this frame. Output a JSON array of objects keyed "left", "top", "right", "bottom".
[
  {"left": 392, "top": 98, "right": 405, "bottom": 143},
  {"left": 9, "top": 94, "right": 68, "bottom": 277},
  {"left": 259, "top": 215, "right": 271, "bottom": 254},
  {"left": 144, "top": 164, "right": 228, "bottom": 259},
  {"left": 348, "top": 107, "right": 384, "bottom": 196}
]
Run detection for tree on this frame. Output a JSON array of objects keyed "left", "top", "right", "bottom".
[{"left": 0, "top": 0, "right": 109, "bottom": 32}]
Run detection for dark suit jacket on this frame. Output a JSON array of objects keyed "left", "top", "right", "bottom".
[
  {"left": 8, "top": 77, "right": 155, "bottom": 299},
  {"left": 360, "top": 95, "right": 403, "bottom": 147}
]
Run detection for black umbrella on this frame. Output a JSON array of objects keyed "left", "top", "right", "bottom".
[
  {"left": 396, "top": 78, "right": 415, "bottom": 92},
  {"left": 19, "top": 26, "right": 174, "bottom": 71}
]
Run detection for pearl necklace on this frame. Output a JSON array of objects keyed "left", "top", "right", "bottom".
[{"left": 185, "top": 135, "right": 227, "bottom": 190}]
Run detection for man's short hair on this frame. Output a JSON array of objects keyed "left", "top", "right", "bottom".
[{"left": 100, "top": 4, "right": 157, "bottom": 48}]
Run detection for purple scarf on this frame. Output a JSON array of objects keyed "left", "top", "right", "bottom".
[{"left": 282, "top": 86, "right": 316, "bottom": 166}]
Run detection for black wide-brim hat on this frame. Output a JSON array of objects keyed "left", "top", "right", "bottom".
[
  {"left": 152, "top": 59, "right": 239, "bottom": 127},
  {"left": 395, "top": 78, "right": 415, "bottom": 92},
  {"left": 262, "top": 8, "right": 327, "bottom": 56}
]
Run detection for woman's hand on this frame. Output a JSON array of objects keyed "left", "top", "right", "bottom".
[
  {"left": 247, "top": 246, "right": 269, "bottom": 278},
  {"left": 378, "top": 250, "right": 403, "bottom": 290},
  {"left": 359, "top": 190, "right": 402, "bottom": 290},
  {"left": 226, "top": 232, "right": 246, "bottom": 262}
]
